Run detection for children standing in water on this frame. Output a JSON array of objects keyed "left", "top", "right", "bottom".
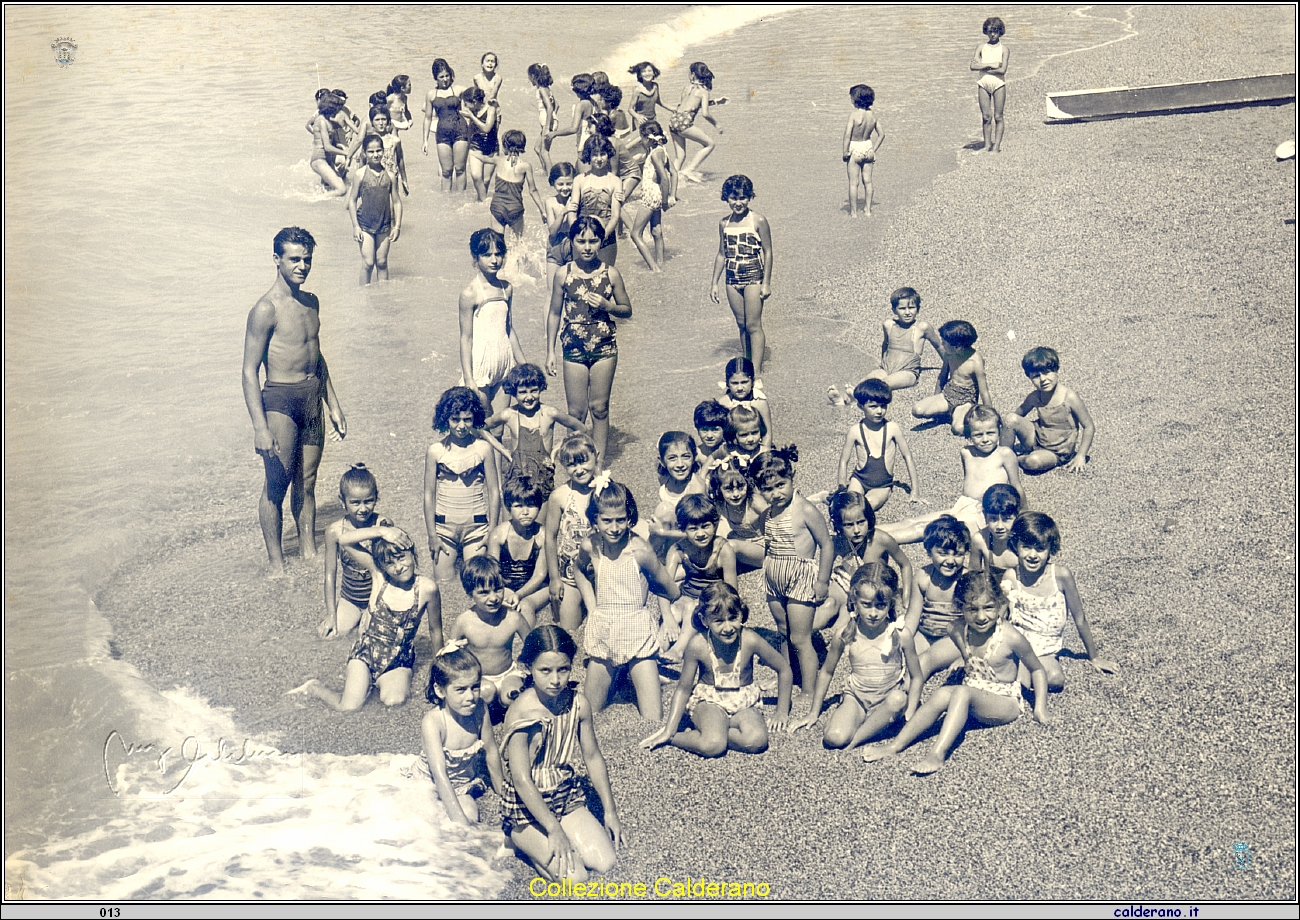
[
  {"left": 489, "top": 130, "right": 547, "bottom": 237},
  {"left": 347, "top": 135, "right": 402, "bottom": 285},
  {"left": 576, "top": 478, "right": 680, "bottom": 720},
  {"left": 643, "top": 583, "right": 791, "bottom": 756},
  {"left": 500, "top": 625, "right": 623, "bottom": 882},
  {"left": 670, "top": 62, "right": 721, "bottom": 182},
  {"left": 711, "top": 176, "right": 772, "bottom": 374},
  {"left": 420, "top": 643, "right": 503, "bottom": 825},
  {"left": 424, "top": 387, "right": 501, "bottom": 589},
  {"left": 290, "top": 535, "right": 441, "bottom": 710},
  {"left": 627, "top": 120, "right": 677, "bottom": 272},
  {"left": 627, "top": 61, "right": 667, "bottom": 127},
  {"left": 971, "top": 16, "right": 1010, "bottom": 153},
  {"left": 462, "top": 87, "right": 500, "bottom": 202},
  {"left": 545, "top": 162, "right": 577, "bottom": 288},
  {"left": 386, "top": 75, "right": 413, "bottom": 134},
  {"left": 474, "top": 52, "right": 503, "bottom": 103},
  {"left": 864, "top": 570, "right": 1046, "bottom": 774},
  {"left": 459, "top": 228, "right": 525, "bottom": 414},
  {"left": 320, "top": 463, "right": 408, "bottom": 638},
  {"left": 842, "top": 84, "right": 884, "bottom": 217},
  {"left": 569, "top": 137, "right": 623, "bottom": 266}
]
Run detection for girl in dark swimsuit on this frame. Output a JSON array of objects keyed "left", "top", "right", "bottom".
[
  {"left": 423, "top": 58, "right": 470, "bottom": 192},
  {"left": 462, "top": 86, "right": 500, "bottom": 201},
  {"left": 488, "top": 473, "right": 550, "bottom": 627}
]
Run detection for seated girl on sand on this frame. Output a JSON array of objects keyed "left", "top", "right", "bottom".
[
  {"left": 419, "top": 642, "right": 503, "bottom": 825},
  {"left": 641, "top": 583, "right": 791, "bottom": 757},
  {"left": 320, "top": 463, "right": 407, "bottom": 639}
]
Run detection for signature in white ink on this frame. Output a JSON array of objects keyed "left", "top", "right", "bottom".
[{"left": 103, "top": 730, "right": 292, "bottom": 796}]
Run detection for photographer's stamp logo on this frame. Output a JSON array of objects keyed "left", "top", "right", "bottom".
[
  {"left": 51, "top": 37, "right": 77, "bottom": 67},
  {"left": 1232, "top": 840, "right": 1252, "bottom": 870}
]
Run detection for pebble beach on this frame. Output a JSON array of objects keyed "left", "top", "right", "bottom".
[{"left": 9, "top": 3, "right": 1295, "bottom": 903}]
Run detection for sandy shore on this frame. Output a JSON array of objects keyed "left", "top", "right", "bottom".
[{"left": 99, "top": 4, "right": 1295, "bottom": 900}]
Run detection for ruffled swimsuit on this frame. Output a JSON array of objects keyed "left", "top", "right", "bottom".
[
  {"left": 1003, "top": 564, "right": 1069, "bottom": 658},
  {"left": 460, "top": 297, "right": 515, "bottom": 389},
  {"left": 639, "top": 153, "right": 664, "bottom": 210},
  {"left": 962, "top": 621, "right": 1024, "bottom": 713},
  {"left": 687, "top": 636, "right": 762, "bottom": 716}
]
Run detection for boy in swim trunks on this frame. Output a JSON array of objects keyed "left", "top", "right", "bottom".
[
  {"left": 841, "top": 84, "right": 885, "bottom": 217},
  {"left": 1004, "top": 346, "right": 1095, "bottom": 473},
  {"left": 911, "top": 319, "right": 991, "bottom": 436},
  {"left": 241, "top": 227, "right": 346, "bottom": 573},
  {"left": 837, "top": 377, "right": 920, "bottom": 512}
]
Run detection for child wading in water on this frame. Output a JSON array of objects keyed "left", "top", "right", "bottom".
[
  {"left": 424, "top": 387, "right": 502, "bottom": 590},
  {"left": 489, "top": 130, "right": 547, "bottom": 238},
  {"left": 459, "top": 229, "right": 526, "bottom": 415},
  {"left": 575, "top": 478, "right": 680, "bottom": 720},
  {"left": 864, "top": 570, "right": 1046, "bottom": 773},
  {"left": 792, "top": 563, "right": 921, "bottom": 749},
  {"left": 348, "top": 134, "right": 402, "bottom": 285},
  {"left": 420, "top": 643, "right": 504, "bottom": 825},
  {"left": 320, "top": 463, "right": 407, "bottom": 638},
  {"left": 751, "top": 447, "right": 834, "bottom": 695},
  {"left": 711, "top": 175, "right": 772, "bottom": 374},
  {"left": 448, "top": 556, "right": 532, "bottom": 707},
  {"left": 545, "top": 162, "right": 577, "bottom": 289},
  {"left": 842, "top": 84, "right": 884, "bottom": 217},
  {"left": 642, "top": 583, "right": 791, "bottom": 757},
  {"left": 1005, "top": 346, "right": 1095, "bottom": 473},
  {"left": 290, "top": 535, "right": 442, "bottom": 710},
  {"left": 501, "top": 625, "right": 623, "bottom": 882},
  {"left": 970, "top": 16, "right": 1010, "bottom": 153}
]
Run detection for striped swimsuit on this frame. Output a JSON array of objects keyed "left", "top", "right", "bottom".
[
  {"left": 500, "top": 691, "right": 587, "bottom": 835},
  {"left": 585, "top": 546, "right": 660, "bottom": 665},
  {"left": 763, "top": 504, "right": 819, "bottom": 604}
]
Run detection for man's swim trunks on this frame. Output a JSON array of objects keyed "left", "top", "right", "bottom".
[{"left": 262, "top": 375, "right": 325, "bottom": 446}]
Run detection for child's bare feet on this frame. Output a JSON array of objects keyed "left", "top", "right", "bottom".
[
  {"left": 861, "top": 743, "right": 895, "bottom": 763},
  {"left": 827, "top": 385, "right": 846, "bottom": 406},
  {"left": 911, "top": 752, "right": 946, "bottom": 774},
  {"left": 286, "top": 679, "right": 320, "bottom": 696}
]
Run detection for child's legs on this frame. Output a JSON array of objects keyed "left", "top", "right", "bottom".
[
  {"left": 949, "top": 403, "right": 972, "bottom": 436},
  {"left": 912, "top": 685, "right": 973, "bottom": 773},
  {"left": 681, "top": 126, "right": 715, "bottom": 174},
  {"left": 519, "top": 587, "right": 550, "bottom": 627},
  {"left": 865, "top": 485, "right": 893, "bottom": 512},
  {"left": 337, "top": 659, "right": 375, "bottom": 710},
  {"left": 740, "top": 284, "right": 767, "bottom": 373},
  {"left": 628, "top": 205, "right": 660, "bottom": 271},
  {"left": 728, "top": 706, "right": 769, "bottom": 753},
  {"left": 880, "top": 370, "right": 919, "bottom": 392},
  {"left": 890, "top": 684, "right": 956, "bottom": 753},
  {"left": 861, "top": 161, "right": 875, "bottom": 213},
  {"left": 458, "top": 792, "right": 481, "bottom": 823},
  {"left": 596, "top": 236, "right": 618, "bottom": 267},
  {"left": 433, "top": 540, "right": 460, "bottom": 587},
  {"left": 620, "top": 175, "right": 641, "bottom": 206},
  {"left": 586, "top": 356, "right": 618, "bottom": 464},
  {"left": 334, "top": 598, "right": 365, "bottom": 634},
  {"left": 452, "top": 141, "right": 469, "bottom": 189},
  {"left": 977, "top": 87, "right": 994, "bottom": 148},
  {"left": 877, "top": 509, "right": 942, "bottom": 545},
  {"left": 562, "top": 807, "right": 617, "bottom": 874},
  {"left": 436, "top": 143, "right": 456, "bottom": 185},
  {"left": 506, "top": 213, "right": 526, "bottom": 239},
  {"left": 649, "top": 209, "right": 664, "bottom": 262},
  {"left": 1021, "top": 449, "right": 1062, "bottom": 473},
  {"left": 846, "top": 159, "right": 863, "bottom": 209},
  {"left": 358, "top": 231, "right": 377, "bottom": 281},
  {"left": 852, "top": 687, "right": 907, "bottom": 747},
  {"left": 785, "top": 601, "right": 818, "bottom": 694},
  {"left": 918, "top": 636, "right": 961, "bottom": 682},
  {"left": 730, "top": 538, "right": 765, "bottom": 570},
  {"left": 823, "top": 694, "right": 867, "bottom": 749},
  {"left": 991, "top": 86, "right": 1007, "bottom": 148},
  {"left": 817, "top": 582, "right": 848, "bottom": 633},
  {"left": 467, "top": 152, "right": 487, "bottom": 199},
  {"left": 312, "top": 158, "right": 347, "bottom": 193},
  {"left": 627, "top": 657, "right": 664, "bottom": 721},
  {"left": 1019, "top": 653, "right": 1064, "bottom": 690},
  {"left": 1005, "top": 412, "right": 1034, "bottom": 450},
  {"left": 584, "top": 657, "right": 616, "bottom": 713},
  {"left": 724, "top": 285, "right": 749, "bottom": 351},
  {"left": 374, "top": 666, "right": 412, "bottom": 706},
  {"left": 561, "top": 360, "right": 592, "bottom": 424},
  {"left": 671, "top": 701, "right": 730, "bottom": 757},
  {"left": 558, "top": 583, "right": 584, "bottom": 633},
  {"left": 373, "top": 228, "right": 392, "bottom": 279},
  {"left": 510, "top": 823, "right": 589, "bottom": 883},
  {"left": 911, "top": 392, "right": 950, "bottom": 420}
]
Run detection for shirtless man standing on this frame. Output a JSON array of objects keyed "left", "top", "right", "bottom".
[{"left": 242, "top": 227, "right": 346, "bottom": 572}]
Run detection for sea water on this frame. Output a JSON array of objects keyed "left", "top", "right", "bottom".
[{"left": 3, "top": 5, "right": 1122, "bottom": 899}]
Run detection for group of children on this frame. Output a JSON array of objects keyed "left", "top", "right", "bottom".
[{"left": 282, "top": 20, "right": 1121, "bottom": 883}]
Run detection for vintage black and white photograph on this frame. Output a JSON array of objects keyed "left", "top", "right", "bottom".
[{"left": 3, "top": 3, "right": 1295, "bottom": 904}]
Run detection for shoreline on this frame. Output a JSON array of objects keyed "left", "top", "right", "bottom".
[{"left": 14, "top": 3, "right": 1296, "bottom": 901}]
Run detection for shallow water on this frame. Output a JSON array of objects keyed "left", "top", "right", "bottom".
[{"left": 4, "top": 4, "right": 1124, "bottom": 899}]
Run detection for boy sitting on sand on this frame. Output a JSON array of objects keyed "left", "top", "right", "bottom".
[
  {"left": 1004, "top": 346, "right": 1094, "bottom": 473},
  {"left": 911, "top": 320, "right": 990, "bottom": 436}
]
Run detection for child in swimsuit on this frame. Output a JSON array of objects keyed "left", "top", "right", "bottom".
[
  {"left": 670, "top": 61, "right": 720, "bottom": 181},
  {"left": 385, "top": 74, "right": 413, "bottom": 134},
  {"left": 425, "top": 387, "right": 502, "bottom": 592},
  {"left": 545, "top": 218, "right": 632, "bottom": 465},
  {"left": 543, "top": 433, "right": 600, "bottom": 634},
  {"left": 710, "top": 175, "right": 773, "bottom": 374},
  {"left": 792, "top": 563, "right": 921, "bottom": 749},
  {"left": 575, "top": 479, "right": 681, "bottom": 720},
  {"left": 485, "top": 362, "right": 587, "bottom": 498},
  {"left": 474, "top": 51, "right": 503, "bottom": 103},
  {"left": 545, "top": 73, "right": 597, "bottom": 165},
  {"left": 819, "top": 487, "right": 913, "bottom": 634},
  {"left": 903, "top": 516, "right": 971, "bottom": 654},
  {"left": 647, "top": 431, "right": 708, "bottom": 561},
  {"left": 420, "top": 643, "right": 503, "bottom": 824},
  {"left": 422, "top": 58, "right": 470, "bottom": 193},
  {"left": 641, "top": 583, "right": 791, "bottom": 756},
  {"left": 489, "top": 130, "right": 546, "bottom": 238},
  {"left": 837, "top": 377, "right": 919, "bottom": 512},
  {"left": 1003, "top": 512, "right": 1118, "bottom": 689},
  {"left": 545, "top": 162, "right": 577, "bottom": 288},
  {"left": 489, "top": 473, "right": 550, "bottom": 627},
  {"left": 693, "top": 399, "right": 728, "bottom": 467},
  {"left": 911, "top": 319, "right": 991, "bottom": 436},
  {"left": 320, "top": 463, "right": 409, "bottom": 639},
  {"left": 626, "top": 61, "right": 665, "bottom": 128},
  {"left": 1006, "top": 346, "right": 1096, "bottom": 473},
  {"left": 347, "top": 134, "right": 402, "bottom": 285},
  {"left": 717, "top": 356, "right": 773, "bottom": 450},
  {"left": 461, "top": 86, "right": 499, "bottom": 202},
  {"left": 500, "top": 625, "right": 623, "bottom": 882},
  {"left": 966, "top": 482, "right": 1021, "bottom": 576},
  {"left": 626, "top": 120, "right": 678, "bottom": 272},
  {"left": 662, "top": 495, "right": 738, "bottom": 663},
  {"left": 289, "top": 536, "right": 441, "bottom": 710},
  {"left": 569, "top": 136, "right": 623, "bottom": 266},
  {"left": 864, "top": 570, "right": 1047, "bottom": 774},
  {"left": 367, "top": 107, "right": 409, "bottom": 195},
  {"left": 864, "top": 286, "right": 943, "bottom": 394},
  {"left": 970, "top": 17, "right": 1009, "bottom": 153},
  {"left": 842, "top": 84, "right": 885, "bottom": 217},
  {"left": 459, "top": 228, "right": 525, "bottom": 414},
  {"left": 751, "top": 447, "right": 834, "bottom": 695},
  {"left": 708, "top": 462, "right": 767, "bottom": 573},
  {"left": 448, "top": 556, "right": 532, "bottom": 708},
  {"left": 528, "top": 64, "right": 559, "bottom": 173},
  {"left": 307, "top": 92, "right": 349, "bottom": 196}
]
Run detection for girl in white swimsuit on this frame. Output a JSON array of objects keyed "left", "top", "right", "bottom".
[{"left": 969, "top": 16, "right": 1010, "bottom": 153}]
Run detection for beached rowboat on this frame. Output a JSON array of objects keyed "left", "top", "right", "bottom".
[{"left": 1045, "top": 73, "right": 1296, "bottom": 122}]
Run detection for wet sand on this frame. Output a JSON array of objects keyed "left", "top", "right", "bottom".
[{"left": 99, "top": 5, "right": 1295, "bottom": 900}]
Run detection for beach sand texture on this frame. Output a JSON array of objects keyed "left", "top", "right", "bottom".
[{"left": 7, "top": 3, "right": 1295, "bottom": 902}]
